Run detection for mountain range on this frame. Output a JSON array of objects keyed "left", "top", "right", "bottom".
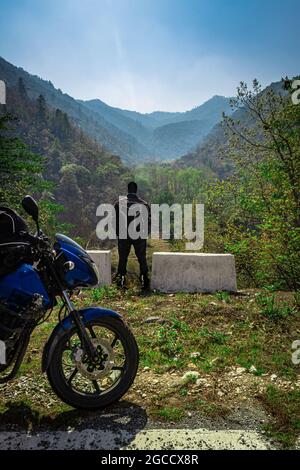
[
  {"left": 0, "top": 55, "right": 291, "bottom": 244},
  {"left": 0, "top": 57, "right": 232, "bottom": 163},
  {"left": 176, "top": 80, "right": 288, "bottom": 176},
  {"left": 0, "top": 56, "right": 288, "bottom": 178}
]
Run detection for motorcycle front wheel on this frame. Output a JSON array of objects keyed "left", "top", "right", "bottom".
[{"left": 47, "top": 316, "right": 139, "bottom": 409}]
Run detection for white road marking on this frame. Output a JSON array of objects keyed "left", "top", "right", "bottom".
[{"left": 0, "top": 428, "right": 274, "bottom": 450}]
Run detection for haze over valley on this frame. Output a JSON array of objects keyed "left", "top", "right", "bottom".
[{"left": 0, "top": 56, "right": 233, "bottom": 164}]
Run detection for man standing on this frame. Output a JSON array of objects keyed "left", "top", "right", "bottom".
[{"left": 114, "top": 182, "right": 150, "bottom": 289}]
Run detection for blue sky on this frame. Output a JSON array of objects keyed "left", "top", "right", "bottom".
[{"left": 0, "top": 0, "right": 299, "bottom": 112}]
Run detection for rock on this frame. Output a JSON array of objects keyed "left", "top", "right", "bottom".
[
  {"left": 270, "top": 374, "right": 277, "bottom": 381},
  {"left": 143, "top": 366, "right": 150, "bottom": 371},
  {"left": 151, "top": 253, "right": 237, "bottom": 293},
  {"left": 87, "top": 250, "right": 111, "bottom": 285},
  {"left": 143, "top": 316, "right": 162, "bottom": 324},
  {"left": 190, "top": 352, "right": 201, "bottom": 358},
  {"left": 196, "top": 378, "right": 209, "bottom": 387},
  {"left": 249, "top": 365, "right": 257, "bottom": 374},
  {"left": 187, "top": 362, "right": 198, "bottom": 369},
  {"left": 181, "top": 371, "right": 200, "bottom": 383},
  {"left": 235, "top": 367, "right": 246, "bottom": 375},
  {"left": 217, "top": 391, "right": 224, "bottom": 397},
  {"left": 171, "top": 379, "right": 183, "bottom": 388}
]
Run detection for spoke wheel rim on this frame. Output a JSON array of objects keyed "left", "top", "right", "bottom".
[{"left": 60, "top": 323, "right": 126, "bottom": 397}]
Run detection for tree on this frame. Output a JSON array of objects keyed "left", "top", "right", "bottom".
[
  {"left": 0, "top": 113, "right": 45, "bottom": 205},
  {"left": 0, "top": 113, "right": 63, "bottom": 235},
  {"left": 36, "top": 94, "right": 47, "bottom": 122},
  {"left": 17, "top": 77, "right": 28, "bottom": 100},
  {"left": 207, "top": 79, "right": 300, "bottom": 290},
  {"left": 52, "top": 109, "right": 71, "bottom": 139}
]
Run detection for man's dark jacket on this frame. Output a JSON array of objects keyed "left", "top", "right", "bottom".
[{"left": 114, "top": 193, "right": 151, "bottom": 239}]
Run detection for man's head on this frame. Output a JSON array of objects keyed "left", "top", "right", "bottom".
[{"left": 128, "top": 181, "right": 137, "bottom": 194}]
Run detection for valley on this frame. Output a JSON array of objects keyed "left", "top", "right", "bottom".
[{"left": 0, "top": 57, "right": 232, "bottom": 164}]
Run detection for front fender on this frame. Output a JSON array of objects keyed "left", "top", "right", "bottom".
[{"left": 42, "top": 307, "right": 122, "bottom": 372}]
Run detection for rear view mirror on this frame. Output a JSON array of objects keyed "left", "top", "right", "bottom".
[{"left": 22, "top": 195, "right": 39, "bottom": 222}]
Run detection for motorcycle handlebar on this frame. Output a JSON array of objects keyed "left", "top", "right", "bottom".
[{"left": 20, "top": 231, "right": 51, "bottom": 251}]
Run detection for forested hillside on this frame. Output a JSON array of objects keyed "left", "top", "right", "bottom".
[
  {"left": 0, "top": 79, "right": 130, "bottom": 243},
  {"left": 0, "top": 57, "right": 231, "bottom": 163},
  {"left": 82, "top": 95, "right": 233, "bottom": 160},
  {"left": 159, "top": 79, "right": 300, "bottom": 290},
  {"left": 0, "top": 57, "right": 151, "bottom": 164},
  {"left": 127, "top": 79, "right": 300, "bottom": 290},
  {"left": 176, "top": 81, "right": 288, "bottom": 177},
  {"left": 1, "top": 55, "right": 299, "bottom": 291}
]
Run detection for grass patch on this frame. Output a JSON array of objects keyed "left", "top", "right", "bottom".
[
  {"left": 89, "top": 285, "right": 118, "bottom": 302},
  {"left": 194, "top": 399, "right": 228, "bottom": 417},
  {"left": 182, "top": 373, "right": 199, "bottom": 385},
  {"left": 156, "top": 319, "right": 188, "bottom": 358},
  {"left": 152, "top": 406, "right": 185, "bottom": 422},
  {"left": 260, "top": 385, "right": 300, "bottom": 448},
  {"left": 214, "top": 291, "right": 230, "bottom": 303},
  {"left": 198, "top": 328, "right": 228, "bottom": 345},
  {"left": 256, "top": 292, "right": 297, "bottom": 320}
]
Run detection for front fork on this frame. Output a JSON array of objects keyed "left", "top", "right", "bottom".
[{"left": 62, "top": 290, "right": 98, "bottom": 360}]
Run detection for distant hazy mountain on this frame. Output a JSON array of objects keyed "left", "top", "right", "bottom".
[
  {"left": 78, "top": 98, "right": 153, "bottom": 150},
  {"left": 175, "top": 81, "right": 288, "bottom": 177},
  {"left": 149, "top": 95, "right": 232, "bottom": 126},
  {"left": 150, "top": 119, "right": 212, "bottom": 160},
  {"left": 0, "top": 56, "right": 232, "bottom": 163},
  {"left": 80, "top": 95, "right": 232, "bottom": 160},
  {"left": 117, "top": 95, "right": 232, "bottom": 128}
]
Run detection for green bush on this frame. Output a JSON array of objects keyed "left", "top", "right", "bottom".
[{"left": 256, "top": 292, "right": 297, "bottom": 319}]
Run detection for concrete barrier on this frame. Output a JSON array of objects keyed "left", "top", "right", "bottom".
[
  {"left": 87, "top": 250, "right": 112, "bottom": 286},
  {"left": 151, "top": 252, "right": 237, "bottom": 293}
]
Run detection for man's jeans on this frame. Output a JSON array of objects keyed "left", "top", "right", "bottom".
[{"left": 117, "top": 238, "right": 148, "bottom": 277}]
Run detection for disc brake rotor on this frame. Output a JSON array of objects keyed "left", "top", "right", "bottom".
[{"left": 71, "top": 338, "right": 115, "bottom": 380}]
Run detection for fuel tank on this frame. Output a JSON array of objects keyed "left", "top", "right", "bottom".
[{"left": 0, "top": 263, "right": 51, "bottom": 311}]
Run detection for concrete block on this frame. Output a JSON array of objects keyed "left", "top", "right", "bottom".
[
  {"left": 87, "top": 250, "right": 112, "bottom": 286},
  {"left": 151, "top": 252, "right": 237, "bottom": 293}
]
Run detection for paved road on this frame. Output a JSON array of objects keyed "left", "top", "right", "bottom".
[
  {"left": 0, "top": 428, "right": 273, "bottom": 450},
  {"left": 0, "top": 402, "right": 276, "bottom": 450}
]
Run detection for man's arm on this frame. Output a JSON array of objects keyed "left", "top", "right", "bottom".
[
  {"left": 138, "top": 197, "right": 151, "bottom": 236},
  {"left": 146, "top": 201, "right": 151, "bottom": 235},
  {"left": 113, "top": 201, "right": 119, "bottom": 238}
]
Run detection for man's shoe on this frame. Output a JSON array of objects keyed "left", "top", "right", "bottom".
[
  {"left": 140, "top": 274, "right": 150, "bottom": 290},
  {"left": 114, "top": 274, "right": 126, "bottom": 288}
]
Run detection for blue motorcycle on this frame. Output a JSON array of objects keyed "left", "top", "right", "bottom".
[{"left": 0, "top": 196, "right": 139, "bottom": 409}]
